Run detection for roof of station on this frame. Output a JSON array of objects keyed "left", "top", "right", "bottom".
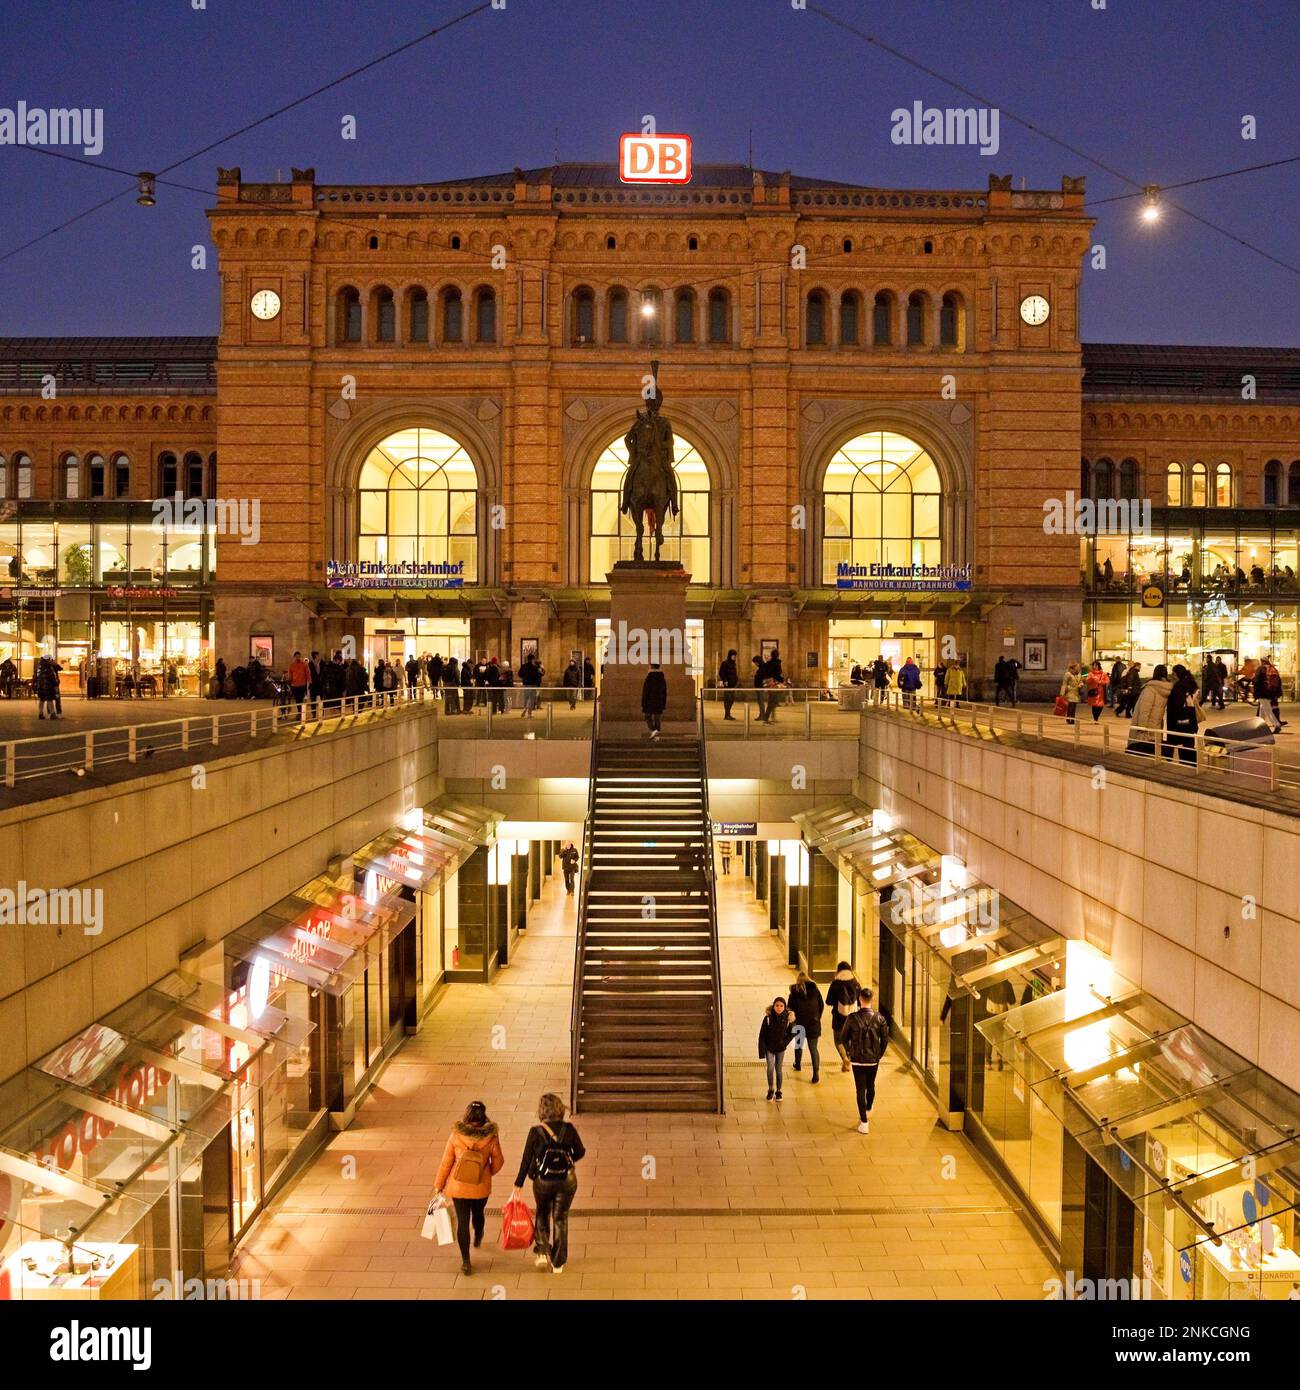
[{"left": 1082, "top": 342, "right": 1300, "bottom": 403}]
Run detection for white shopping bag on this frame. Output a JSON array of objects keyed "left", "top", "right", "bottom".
[{"left": 420, "top": 1196, "right": 454, "bottom": 1245}]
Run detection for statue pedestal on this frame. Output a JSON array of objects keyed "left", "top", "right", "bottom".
[{"left": 599, "top": 561, "right": 697, "bottom": 738}]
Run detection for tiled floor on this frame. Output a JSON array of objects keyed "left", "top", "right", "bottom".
[{"left": 235, "top": 867, "right": 1056, "bottom": 1300}]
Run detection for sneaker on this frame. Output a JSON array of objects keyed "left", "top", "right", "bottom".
[
  {"left": 792, "top": 1062, "right": 802, "bottom": 1072},
  {"left": 857, "top": 1121, "right": 870, "bottom": 1135},
  {"left": 766, "top": 1088, "right": 774, "bottom": 1101},
  {"left": 774, "top": 1090, "right": 782, "bottom": 1101},
  {"left": 552, "top": 1264, "right": 565, "bottom": 1275},
  {"left": 534, "top": 1253, "right": 550, "bottom": 1269}
]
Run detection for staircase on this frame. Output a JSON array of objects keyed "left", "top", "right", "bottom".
[{"left": 570, "top": 730, "right": 724, "bottom": 1113}]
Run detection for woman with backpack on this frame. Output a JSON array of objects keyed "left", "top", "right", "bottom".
[
  {"left": 825, "top": 960, "right": 861, "bottom": 1072},
  {"left": 758, "top": 996, "right": 796, "bottom": 1101},
  {"left": 434, "top": 1100, "right": 506, "bottom": 1276},
  {"left": 510, "top": 1093, "right": 586, "bottom": 1274}
]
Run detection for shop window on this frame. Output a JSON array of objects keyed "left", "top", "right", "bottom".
[
  {"left": 87, "top": 452, "right": 106, "bottom": 498},
  {"left": 638, "top": 288, "right": 662, "bottom": 346},
  {"left": 940, "top": 291, "right": 964, "bottom": 349},
  {"left": 839, "top": 291, "right": 861, "bottom": 346},
  {"left": 873, "top": 291, "right": 895, "bottom": 346},
  {"left": 707, "top": 288, "right": 730, "bottom": 344},
  {"left": 821, "top": 430, "right": 943, "bottom": 585},
  {"left": 607, "top": 286, "right": 629, "bottom": 343},
  {"left": 473, "top": 286, "right": 496, "bottom": 343},
  {"left": 674, "top": 288, "right": 695, "bottom": 344},
  {"left": 440, "top": 287, "right": 463, "bottom": 343},
  {"left": 805, "top": 289, "right": 828, "bottom": 346},
  {"left": 571, "top": 285, "right": 595, "bottom": 344},
  {"left": 407, "top": 288, "right": 429, "bottom": 343},
  {"left": 337, "top": 286, "right": 362, "bottom": 344},
  {"left": 63, "top": 453, "right": 81, "bottom": 499},
  {"left": 112, "top": 452, "right": 130, "bottom": 498},
  {"left": 906, "top": 291, "right": 927, "bottom": 346},
  {"left": 1290, "top": 461, "right": 1300, "bottom": 506},
  {"left": 589, "top": 430, "right": 711, "bottom": 582},
  {"left": 1264, "top": 460, "right": 1282, "bottom": 506},
  {"left": 1166, "top": 461, "right": 1184, "bottom": 505},
  {"left": 373, "top": 287, "right": 396, "bottom": 343},
  {"left": 1212, "top": 462, "right": 1233, "bottom": 507}
]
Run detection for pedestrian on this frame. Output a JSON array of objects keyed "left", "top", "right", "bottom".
[
  {"left": 1059, "top": 662, "right": 1082, "bottom": 723},
  {"left": 1116, "top": 661, "right": 1142, "bottom": 717},
  {"left": 582, "top": 656, "right": 595, "bottom": 700},
  {"left": 718, "top": 648, "right": 739, "bottom": 720},
  {"left": 560, "top": 841, "right": 579, "bottom": 894},
  {"left": 307, "top": 650, "right": 322, "bottom": 705},
  {"left": 475, "top": 657, "right": 490, "bottom": 713},
  {"left": 287, "top": 649, "right": 311, "bottom": 716},
  {"left": 462, "top": 655, "right": 476, "bottom": 712},
  {"left": 787, "top": 971, "right": 825, "bottom": 1083},
  {"left": 825, "top": 960, "right": 861, "bottom": 1072},
  {"left": 1213, "top": 656, "right": 1230, "bottom": 705},
  {"left": 510, "top": 1093, "right": 585, "bottom": 1275},
  {"left": 0, "top": 656, "right": 16, "bottom": 699},
  {"left": 1109, "top": 656, "right": 1126, "bottom": 706},
  {"left": 1201, "top": 658, "right": 1224, "bottom": 711},
  {"left": 428, "top": 652, "right": 444, "bottom": 690},
  {"left": 1084, "top": 660, "right": 1109, "bottom": 722},
  {"left": 870, "top": 655, "right": 890, "bottom": 704},
  {"left": 405, "top": 653, "right": 420, "bottom": 696},
  {"left": 519, "top": 650, "right": 544, "bottom": 717},
  {"left": 718, "top": 839, "right": 731, "bottom": 875},
  {"left": 1265, "top": 660, "right": 1286, "bottom": 729},
  {"left": 35, "top": 654, "right": 61, "bottom": 719},
  {"left": 943, "top": 660, "right": 967, "bottom": 705},
  {"left": 932, "top": 661, "right": 946, "bottom": 699},
  {"left": 751, "top": 653, "right": 767, "bottom": 723},
  {"left": 1004, "top": 654, "right": 1022, "bottom": 706},
  {"left": 345, "top": 656, "right": 369, "bottom": 707},
  {"left": 433, "top": 1100, "right": 505, "bottom": 1277},
  {"left": 842, "top": 987, "right": 890, "bottom": 1134},
  {"left": 442, "top": 656, "right": 461, "bottom": 714},
  {"left": 213, "top": 656, "right": 227, "bottom": 699},
  {"left": 993, "top": 656, "right": 1011, "bottom": 705},
  {"left": 761, "top": 646, "right": 785, "bottom": 723},
  {"left": 562, "top": 657, "right": 581, "bottom": 710},
  {"left": 1164, "top": 664, "right": 1200, "bottom": 763},
  {"left": 758, "top": 996, "right": 796, "bottom": 1102},
  {"left": 1127, "top": 663, "right": 1173, "bottom": 757},
  {"left": 897, "top": 655, "right": 922, "bottom": 709},
  {"left": 641, "top": 661, "right": 667, "bottom": 739}
]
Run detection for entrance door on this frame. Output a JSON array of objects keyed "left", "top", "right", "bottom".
[{"left": 829, "top": 618, "right": 934, "bottom": 684}]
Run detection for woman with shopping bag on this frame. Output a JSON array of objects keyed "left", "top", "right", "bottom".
[
  {"left": 509, "top": 1093, "right": 586, "bottom": 1275},
  {"left": 433, "top": 1100, "right": 506, "bottom": 1276}
]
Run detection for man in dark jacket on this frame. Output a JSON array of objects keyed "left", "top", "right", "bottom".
[
  {"left": 560, "top": 842, "right": 580, "bottom": 894},
  {"left": 758, "top": 647, "right": 785, "bottom": 723},
  {"left": 718, "top": 649, "right": 739, "bottom": 720},
  {"left": 842, "top": 988, "right": 890, "bottom": 1133},
  {"left": 787, "top": 972, "right": 825, "bottom": 1082},
  {"left": 405, "top": 655, "right": 420, "bottom": 694},
  {"left": 825, "top": 962, "right": 860, "bottom": 1071},
  {"left": 641, "top": 662, "right": 667, "bottom": 739}
]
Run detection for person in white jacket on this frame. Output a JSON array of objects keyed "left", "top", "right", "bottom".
[{"left": 1127, "top": 664, "right": 1174, "bottom": 757}]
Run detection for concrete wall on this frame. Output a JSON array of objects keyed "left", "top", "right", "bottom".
[
  {"left": 859, "top": 712, "right": 1300, "bottom": 1092},
  {"left": 0, "top": 707, "right": 441, "bottom": 1085}
]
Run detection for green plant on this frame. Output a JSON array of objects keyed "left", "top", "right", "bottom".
[{"left": 61, "top": 543, "right": 93, "bottom": 586}]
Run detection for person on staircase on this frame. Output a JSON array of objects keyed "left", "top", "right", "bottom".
[
  {"left": 433, "top": 1100, "right": 505, "bottom": 1277},
  {"left": 787, "top": 971, "right": 825, "bottom": 1083},
  {"left": 511, "top": 1093, "right": 586, "bottom": 1275},
  {"left": 758, "top": 996, "right": 796, "bottom": 1102},
  {"left": 825, "top": 961, "right": 861, "bottom": 1072},
  {"left": 641, "top": 661, "right": 667, "bottom": 740}
]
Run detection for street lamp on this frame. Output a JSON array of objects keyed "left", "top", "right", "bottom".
[{"left": 1141, "top": 185, "right": 1161, "bottom": 223}]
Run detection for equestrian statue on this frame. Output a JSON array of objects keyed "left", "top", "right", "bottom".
[{"left": 620, "top": 359, "right": 679, "bottom": 562}]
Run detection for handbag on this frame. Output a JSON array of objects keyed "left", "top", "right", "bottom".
[
  {"left": 420, "top": 1195, "right": 454, "bottom": 1245},
  {"left": 1052, "top": 695, "right": 1069, "bottom": 717},
  {"left": 500, "top": 1197, "right": 535, "bottom": 1251}
]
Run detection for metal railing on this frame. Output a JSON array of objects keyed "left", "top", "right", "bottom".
[
  {"left": 569, "top": 695, "right": 601, "bottom": 1112},
  {"left": 865, "top": 690, "right": 1299, "bottom": 799},
  {"left": 2, "top": 684, "right": 439, "bottom": 787},
  {"left": 433, "top": 684, "right": 595, "bottom": 738},
  {"left": 696, "top": 696, "right": 725, "bottom": 1115},
  {"left": 699, "top": 684, "right": 858, "bottom": 738}
]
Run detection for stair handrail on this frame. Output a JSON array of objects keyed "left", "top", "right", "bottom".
[
  {"left": 569, "top": 693, "right": 601, "bottom": 1111},
  {"left": 696, "top": 694, "right": 726, "bottom": 1115}
]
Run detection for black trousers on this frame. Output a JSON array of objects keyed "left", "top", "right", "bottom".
[
  {"left": 452, "top": 1196, "right": 487, "bottom": 1260},
  {"left": 851, "top": 1062, "right": 880, "bottom": 1121},
  {"left": 532, "top": 1175, "right": 578, "bottom": 1267},
  {"left": 645, "top": 711, "right": 662, "bottom": 732},
  {"left": 723, "top": 690, "right": 735, "bottom": 717}
]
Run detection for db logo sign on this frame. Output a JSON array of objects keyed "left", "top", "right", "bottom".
[{"left": 619, "top": 133, "right": 692, "bottom": 184}]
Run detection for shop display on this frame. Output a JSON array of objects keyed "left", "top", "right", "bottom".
[{"left": 2, "top": 1240, "right": 139, "bottom": 1301}]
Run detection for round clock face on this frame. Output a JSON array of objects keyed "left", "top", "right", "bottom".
[
  {"left": 1019, "top": 294, "right": 1050, "bottom": 326},
  {"left": 250, "top": 289, "right": 281, "bottom": 321}
]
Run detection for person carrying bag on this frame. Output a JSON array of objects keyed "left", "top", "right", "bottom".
[
  {"left": 510, "top": 1093, "right": 586, "bottom": 1275},
  {"left": 432, "top": 1100, "right": 505, "bottom": 1276}
]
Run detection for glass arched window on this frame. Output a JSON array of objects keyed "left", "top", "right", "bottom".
[
  {"left": 1213, "top": 462, "right": 1232, "bottom": 507},
  {"left": 1092, "top": 458, "right": 1113, "bottom": 501},
  {"left": 571, "top": 286, "right": 595, "bottom": 344},
  {"left": 637, "top": 289, "right": 662, "bottom": 346},
  {"left": 1190, "top": 462, "right": 1208, "bottom": 507},
  {"left": 821, "top": 430, "right": 942, "bottom": 584},
  {"left": 1264, "top": 460, "right": 1282, "bottom": 506},
  {"left": 374, "top": 287, "right": 396, "bottom": 343},
  {"left": 15, "top": 454, "right": 32, "bottom": 498},
  {"left": 440, "top": 288, "right": 463, "bottom": 343},
  {"left": 589, "top": 432, "right": 710, "bottom": 582},
  {"left": 338, "top": 287, "right": 361, "bottom": 343},
  {"left": 806, "top": 290, "right": 828, "bottom": 346},
  {"left": 940, "top": 292, "right": 964, "bottom": 349},
  {"left": 1118, "top": 457, "right": 1138, "bottom": 501},
  {"left": 183, "top": 452, "right": 204, "bottom": 500},
  {"left": 474, "top": 287, "right": 496, "bottom": 343},
  {"left": 1166, "top": 462, "right": 1184, "bottom": 505},
  {"left": 608, "top": 287, "right": 629, "bottom": 343},
  {"left": 357, "top": 426, "right": 478, "bottom": 582},
  {"left": 87, "top": 453, "right": 106, "bottom": 498},
  {"left": 674, "top": 289, "right": 695, "bottom": 344},
  {"left": 840, "top": 291, "right": 861, "bottom": 346},
  {"left": 906, "top": 292, "right": 927, "bottom": 346},
  {"left": 873, "top": 291, "right": 894, "bottom": 346},
  {"left": 707, "top": 288, "right": 729, "bottom": 344},
  {"left": 407, "top": 288, "right": 429, "bottom": 343},
  {"left": 1289, "top": 461, "right": 1300, "bottom": 506},
  {"left": 63, "top": 454, "right": 81, "bottom": 499}
]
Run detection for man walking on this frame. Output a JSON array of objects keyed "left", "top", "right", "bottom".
[
  {"left": 287, "top": 650, "right": 311, "bottom": 717},
  {"left": 560, "top": 841, "right": 580, "bottom": 894},
  {"left": 641, "top": 661, "right": 667, "bottom": 740},
  {"left": 519, "top": 650, "right": 544, "bottom": 717},
  {"left": 842, "top": 987, "right": 890, "bottom": 1134}
]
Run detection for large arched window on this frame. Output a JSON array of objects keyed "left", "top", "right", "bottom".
[
  {"left": 63, "top": 453, "right": 81, "bottom": 499},
  {"left": 337, "top": 286, "right": 362, "bottom": 344},
  {"left": 806, "top": 290, "right": 828, "bottom": 346},
  {"left": 707, "top": 288, "right": 730, "bottom": 344},
  {"left": 440, "top": 287, "right": 463, "bottom": 343},
  {"left": 1092, "top": 457, "right": 1113, "bottom": 501},
  {"left": 906, "top": 291, "right": 927, "bottom": 346},
  {"left": 608, "top": 287, "right": 629, "bottom": 344},
  {"left": 1118, "top": 457, "right": 1138, "bottom": 501},
  {"left": 674, "top": 288, "right": 695, "bottom": 344},
  {"left": 873, "top": 292, "right": 895, "bottom": 346},
  {"left": 184, "top": 451, "right": 204, "bottom": 500},
  {"left": 589, "top": 431, "right": 710, "bottom": 582},
  {"left": 357, "top": 426, "right": 478, "bottom": 582},
  {"left": 571, "top": 286, "right": 595, "bottom": 344},
  {"left": 821, "top": 431, "right": 942, "bottom": 584},
  {"left": 473, "top": 286, "right": 496, "bottom": 343},
  {"left": 940, "top": 292, "right": 965, "bottom": 350},
  {"left": 1166, "top": 461, "right": 1184, "bottom": 505},
  {"left": 373, "top": 287, "right": 396, "bottom": 343},
  {"left": 87, "top": 452, "right": 106, "bottom": 498},
  {"left": 638, "top": 288, "right": 663, "bottom": 346},
  {"left": 407, "top": 288, "right": 429, "bottom": 343},
  {"left": 0, "top": 455, "right": 7, "bottom": 498},
  {"left": 840, "top": 291, "right": 861, "bottom": 346}
]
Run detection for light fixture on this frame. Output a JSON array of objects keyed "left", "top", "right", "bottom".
[
  {"left": 640, "top": 293, "right": 656, "bottom": 317},
  {"left": 1141, "top": 185, "right": 1161, "bottom": 223},
  {"left": 136, "top": 172, "right": 156, "bottom": 207}
]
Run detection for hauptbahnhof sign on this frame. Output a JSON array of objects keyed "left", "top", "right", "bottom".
[
  {"left": 326, "top": 560, "right": 465, "bottom": 591},
  {"left": 835, "top": 562, "right": 972, "bottom": 592}
]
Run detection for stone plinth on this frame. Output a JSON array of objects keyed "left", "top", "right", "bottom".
[{"left": 600, "top": 561, "right": 697, "bottom": 735}]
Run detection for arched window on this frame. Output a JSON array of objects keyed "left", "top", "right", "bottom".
[
  {"left": 1166, "top": 461, "right": 1184, "bottom": 505},
  {"left": 63, "top": 454, "right": 81, "bottom": 499},
  {"left": 87, "top": 453, "right": 106, "bottom": 498},
  {"left": 637, "top": 289, "right": 662, "bottom": 346},
  {"left": 474, "top": 286, "right": 496, "bottom": 343},
  {"left": 0, "top": 454, "right": 7, "bottom": 498},
  {"left": 1289, "top": 461, "right": 1300, "bottom": 506},
  {"left": 674, "top": 288, "right": 695, "bottom": 344},
  {"left": 1093, "top": 458, "right": 1113, "bottom": 502},
  {"left": 357, "top": 426, "right": 478, "bottom": 582},
  {"left": 407, "top": 289, "right": 429, "bottom": 344},
  {"left": 158, "top": 452, "right": 178, "bottom": 497},
  {"left": 1118, "top": 457, "right": 1138, "bottom": 501},
  {"left": 1264, "top": 459, "right": 1282, "bottom": 506},
  {"left": 940, "top": 292, "right": 964, "bottom": 349},
  {"left": 113, "top": 453, "right": 131, "bottom": 498},
  {"left": 440, "top": 288, "right": 463, "bottom": 343},
  {"left": 805, "top": 290, "right": 828, "bottom": 346},
  {"left": 906, "top": 292, "right": 927, "bottom": 346},
  {"left": 373, "top": 287, "right": 396, "bottom": 343},
  {"left": 873, "top": 291, "right": 895, "bottom": 346},
  {"left": 589, "top": 431, "right": 710, "bottom": 582},
  {"left": 839, "top": 291, "right": 861, "bottom": 346},
  {"left": 15, "top": 454, "right": 32, "bottom": 498},
  {"left": 608, "top": 287, "right": 629, "bottom": 344},
  {"left": 1189, "top": 462, "right": 1208, "bottom": 507},
  {"left": 571, "top": 286, "right": 595, "bottom": 344},
  {"left": 184, "top": 451, "right": 204, "bottom": 500},
  {"left": 707, "top": 288, "right": 730, "bottom": 344},
  {"left": 337, "top": 286, "right": 362, "bottom": 344},
  {"left": 1213, "top": 462, "right": 1232, "bottom": 507},
  {"left": 821, "top": 430, "right": 942, "bottom": 584}
]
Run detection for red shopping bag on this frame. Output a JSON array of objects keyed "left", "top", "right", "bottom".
[
  {"left": 1052, "top": 695, "right": 1069, "bottom": 717},
  {"left": 500, "top": 1197, "right": 535, "bottom": 1251}
]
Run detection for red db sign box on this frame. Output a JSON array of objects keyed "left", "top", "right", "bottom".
[{"left": 619, "top": 133, "right": 692, "bottom": 184}]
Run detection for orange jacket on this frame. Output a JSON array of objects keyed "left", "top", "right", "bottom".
[
  {"left": 288, "top": 658, "right": 311, "bottom": 686},
  {"left": 435, "top": 1123, "right": 505, "bottom": 1200},
  {"left": 1084, "top": 671, "right": 1109, "bottom": 707}
]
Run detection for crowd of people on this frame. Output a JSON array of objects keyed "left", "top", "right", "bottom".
[{"left": 715, "top": 646, "right": 794, "bottom": 722}]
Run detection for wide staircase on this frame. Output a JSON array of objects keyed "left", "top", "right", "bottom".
[{"left": 570, "top": 736, "right": 723, "bottom": 1113}]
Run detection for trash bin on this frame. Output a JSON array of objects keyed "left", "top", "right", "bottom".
[
  {"left": 838, "top": 683, "right": 866, "bottom": 712},
  {"left": 1203, "top": 715, "right": 1275, "bottom": 746},
  {"left": 1203, "top": 715, "right": 1275, "bottom": 786}
]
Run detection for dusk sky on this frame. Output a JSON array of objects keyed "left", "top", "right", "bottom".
[{"left": 0, "top": 0, "right": 1296, "bottom": 344}]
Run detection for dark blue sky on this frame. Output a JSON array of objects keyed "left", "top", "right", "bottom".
[{"left": 0, "top": 0, "right": 1296, "bottom": 344}]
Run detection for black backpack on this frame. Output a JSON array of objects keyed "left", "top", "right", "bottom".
[{"left": 534, "top": 1122, "right": 574, "bottom": 1182}]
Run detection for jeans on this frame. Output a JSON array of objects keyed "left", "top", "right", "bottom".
[
  {"left": 765, "top": 1050, "right": 784, "bottom": 1091},
  {"left": 851, "top": 1062, "right": 879, "bottom": 1121},
  {"left": 532, "top": 1174, "right": 577, "bottom": 1268},
  {"left": 793, "top": 1036, "right": 820, "bottom": 1077},
  {"left": 522, "top": 687, "right": 540, "bottom": 714},
  {"left": 452, "top": 1196, "right": 487, "bottom": 1261}
]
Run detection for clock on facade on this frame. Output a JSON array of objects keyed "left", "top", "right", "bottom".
[
  {"left": 1019, "top": 294, "right": 1050, "bottom": 326},
  {"left": 250, "top": 289, "right": 281, "bottom": 321}
]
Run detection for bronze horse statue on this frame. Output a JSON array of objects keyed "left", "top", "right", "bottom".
[{"left": 620, "top": 362, "right": 679, "bottom": 562}]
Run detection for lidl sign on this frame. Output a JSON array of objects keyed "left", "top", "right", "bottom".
[{"left": 619, "top": 133, "right": 692, "bottom": 184}]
